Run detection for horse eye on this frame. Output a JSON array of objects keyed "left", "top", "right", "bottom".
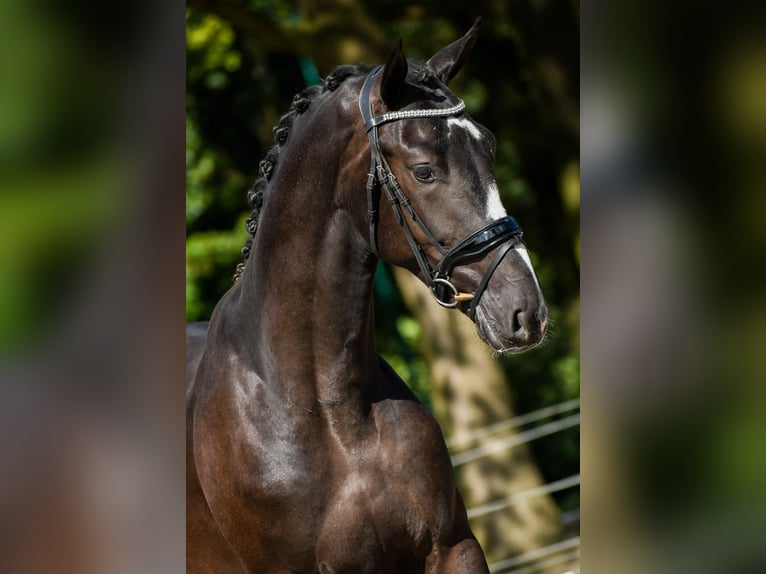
[{"left": 413, "top": 165, "right": 435, "bottom": 182}]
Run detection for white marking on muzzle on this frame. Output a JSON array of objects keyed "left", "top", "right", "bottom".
[
  {"left": 485, "top": 183, "right": 542, "bottom": 298},
  {"left": 515, "top": 244, "right": 543, "bottom": 294}
]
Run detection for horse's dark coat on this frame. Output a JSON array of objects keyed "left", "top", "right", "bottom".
[{"left": 187, "top": 19, "right": 547, "bottom": 573}]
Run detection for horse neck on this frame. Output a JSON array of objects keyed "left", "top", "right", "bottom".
[{"left": 230, "top": 104, "right": 378, "bottom": 408}]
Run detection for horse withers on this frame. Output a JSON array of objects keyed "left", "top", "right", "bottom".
[{"left": 187, "top": 18, "right": 547, "bottom": 573}]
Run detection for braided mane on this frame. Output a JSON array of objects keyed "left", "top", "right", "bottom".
[
  {"left": 233, "top": 64, "right": 372, "bottom": 282},
  {"left": 233, "top": 60, "right": 440, "bottom": 281}
]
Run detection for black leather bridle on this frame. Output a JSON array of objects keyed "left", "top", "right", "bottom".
[{"left": 359, "top": 66, "right": 523, "bottom": 319}]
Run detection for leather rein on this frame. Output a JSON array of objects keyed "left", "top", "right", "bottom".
[{"left": 358, "top": 66, "right": 523, "bottom": 318}]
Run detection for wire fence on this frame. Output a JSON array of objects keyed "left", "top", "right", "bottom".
[
  {"left": 450, "top": 399, "right": 581, "bottom": 573},
  {"left": 450, "top": 413, "right": 580, "bottom": 466},
  {"left": 446, "top": 399, "right": 581, "bottom": 449},
  {"left": 491, "top": 544, "right": 580, "bottom": 574},
  {"left": 467, "top": 474, "right": 580, "bottom": 519}
]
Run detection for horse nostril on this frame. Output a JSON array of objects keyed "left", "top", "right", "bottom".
[{"left": 512, "top": 309, "right": 523, "bottom": 333}]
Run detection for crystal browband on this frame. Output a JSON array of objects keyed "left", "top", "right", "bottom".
[{"left": 363, "top": 101, "right": 465, "bottom": 133}]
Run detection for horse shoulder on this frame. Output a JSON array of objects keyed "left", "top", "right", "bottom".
[
  {"left": 374, "top": 355, "right": 453, "bottom": 480},
  {"left": 186, "top": 322, "right": 251, "bottom": 573},
  {"left": 371, "top": 398, "right": 454, "bottom": 493}
]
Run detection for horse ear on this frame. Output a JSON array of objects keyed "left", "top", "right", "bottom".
[
  {"left": 426, "top": 17, "right": 482, "bottom": 84},
  {"left": 380, "top": 38, "right": 408, "bottom": 107}
]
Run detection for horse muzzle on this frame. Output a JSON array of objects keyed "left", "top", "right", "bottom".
[{"left": 470, "top": 245, "right": 548, "bottom": 353}]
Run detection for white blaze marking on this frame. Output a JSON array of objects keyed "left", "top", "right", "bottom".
[
  {"left": 515, "top": 244, "right": 542, "bottom": 293},
  {"left": 447, "top": 118, "right": 508, "bottom": 225},
  {"left": 485, "top": 181, "right": 507, "bottom": 220},
  {"left": 447, "top": 116, "right": 484, "bottom": 142}
]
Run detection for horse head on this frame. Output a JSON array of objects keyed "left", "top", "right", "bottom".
[{"left": 355, "top": 19, "right": 548, "bottom": 353}]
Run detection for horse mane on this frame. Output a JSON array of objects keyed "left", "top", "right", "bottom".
[
  {"left": 232, "top": 64, "right": 371, "bottom": 281},
  {"left": 233, "top": 60, "right": 438, "bottom": 282}
]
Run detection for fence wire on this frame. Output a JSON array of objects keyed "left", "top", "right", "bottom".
[
  {"left": 452, "top": 399, "right": 581, "bottom": 573},
  {"left": 467, "top": 474, "right": 580, "bottom": 519},
  {"left": 450, "top": 413, "right": 580, "bottom": 466},
  {"left": 446, "top": 399, "right": 581, "bottom": 449},
  {"left": 488, "top": 537, "right": 580, "bottom": 573}
]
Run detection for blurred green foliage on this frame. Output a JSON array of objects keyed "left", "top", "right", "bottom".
[
  {"left": 186, "top": 12, "right": 258, "bottom": 320},
  {"left": 0, "top": 0, "right": 124, "bottom": 355},
  {"left": 186, "top": 1, "right": 579, "bottom": 505}
]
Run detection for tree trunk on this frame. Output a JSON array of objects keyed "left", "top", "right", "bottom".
[{"left": 392, "top": 267, "right": 562, "bottom": 563}]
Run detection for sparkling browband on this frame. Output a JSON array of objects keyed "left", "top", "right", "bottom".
[{"left": 363, "top": 100, "right": 465, "bottom": 133}]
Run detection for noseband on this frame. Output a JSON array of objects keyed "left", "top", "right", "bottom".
[{"left": 358, "top": 66, "right": 523, "bottom": 318}]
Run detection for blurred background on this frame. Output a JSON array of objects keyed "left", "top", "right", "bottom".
[
  {"left": 0, "top": 1, "right": 186, "bottom": 573},
  {"left": 582, "top": 1, "right": 766, "bottom": 572},
  {"left": 185, "top": 2, "right": 580, "bottom": 572}
]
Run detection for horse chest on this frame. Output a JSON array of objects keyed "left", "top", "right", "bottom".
[
  {"left": 207, "top": 394, "right": 453, "bottom": 571},
  {"left": 238, "top": 400, "right": 444, "bottom": 509},
  {"left": 310, "top": 402, "right": 453, "bottom": 571}
]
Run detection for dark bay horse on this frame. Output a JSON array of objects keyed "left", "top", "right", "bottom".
[{"left": 187, "top": 19, "right": 547, "bottom": 573}]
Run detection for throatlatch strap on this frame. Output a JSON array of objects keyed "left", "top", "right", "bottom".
[{"left": 361, "top": 67, "right": 383, "bottom": 255}]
